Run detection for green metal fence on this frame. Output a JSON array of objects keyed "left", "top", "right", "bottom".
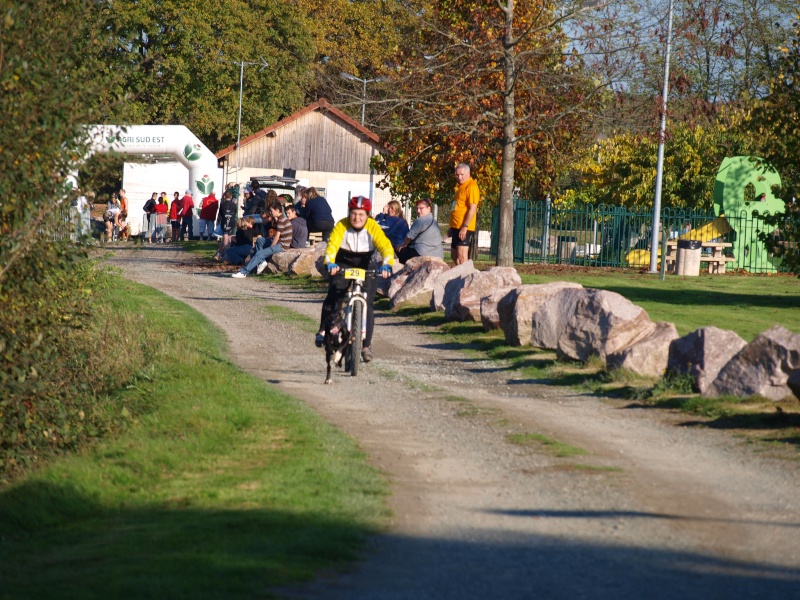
[{"left": 488, "top": 200, "right": 797, "bottom": 273}]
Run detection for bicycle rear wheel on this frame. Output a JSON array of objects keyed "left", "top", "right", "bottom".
[{"left": 349, "top": 302, "right": 362, "bottom": 376}]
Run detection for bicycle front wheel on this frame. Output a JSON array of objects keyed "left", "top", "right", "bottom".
[{"left": 349, "top": 301, "right": 362, "bottom": 376}]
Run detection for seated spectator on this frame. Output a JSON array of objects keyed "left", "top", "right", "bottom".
[
  {"left": 375, "top": 200, "right": 410, "bottom": 250},
  {"left": 284, "top": 204, "right": 308, "bottom": 248},
  {"left": 224, "top": 216, "right": 261, "bottom": 265},
  {"left": 396, "top": 198, "right": 444, "bottom": 263},
  {"left": 232, "top": 201, "right": 293, "bottom": 278},
  {"left": 299, "top": 186, "right": 335, "bottom": 241}
]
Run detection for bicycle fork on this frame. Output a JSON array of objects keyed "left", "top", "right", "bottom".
[{"left": 346, "top": 289, "right": 368, "bottom": 341}]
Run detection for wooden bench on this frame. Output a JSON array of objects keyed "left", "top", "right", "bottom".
[
  {"left": 307, "top": 232, "right": 323, "bottom": 247},
  {"left": 665, "top": 241, "right": 734, "bottom": 274}
]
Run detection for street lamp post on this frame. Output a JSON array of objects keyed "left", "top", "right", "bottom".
[
  {"left": 341, "top": 72, "right": 383, "bottom": 201},
  {"left": 649, "top": 0, "right": 675, "bottom": 274},
  {"left": 219, "top": 57, "right": 268, "bottom": 186}
]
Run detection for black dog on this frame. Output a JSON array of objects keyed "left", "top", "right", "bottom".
[{"left": 324, "top": 310, "right": 350, "bottom": 384}]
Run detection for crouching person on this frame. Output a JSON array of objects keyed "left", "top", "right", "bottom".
[{"left": 224, "top": 217, "right": 261, "bottom": 265}]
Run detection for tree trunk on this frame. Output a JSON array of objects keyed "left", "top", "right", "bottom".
[{"left": 496, "top": 0, "right": 517, "bottom": 267}]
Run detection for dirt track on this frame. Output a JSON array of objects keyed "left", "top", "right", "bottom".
[{"left": 108, "top": 245, "right": 800, "bottom": 599}]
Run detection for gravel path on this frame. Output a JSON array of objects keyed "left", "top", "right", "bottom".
[{"left": 108, "top": 246, "right": 800, "bottom": 599}]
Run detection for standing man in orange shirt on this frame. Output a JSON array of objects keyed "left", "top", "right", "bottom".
[{"left": 448, "top": 163, "right": 480, "bottom": 265}]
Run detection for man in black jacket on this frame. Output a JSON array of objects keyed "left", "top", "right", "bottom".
[{"left": 243, "top": 182, "right": 267, "bottom": 216}]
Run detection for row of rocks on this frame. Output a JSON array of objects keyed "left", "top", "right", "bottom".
[
  {"left": 261, "top": 250, "right": 800, "bottom": 401},
  {"left": 380, "top": 256, "right": 800, "bottom": 402}
]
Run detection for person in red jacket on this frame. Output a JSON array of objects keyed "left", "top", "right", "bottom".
[
  {"left": 198, "top": 192, "right": 218, "bottom": 241},
  {"left": 169, "top": 191, "right": 181, "bottom": 243},
  {"left": 179, "top": 190, "right": 194, "bottom": 241},
  {"left": 154, "top": 194, "right": 169, "bottom": 243}
]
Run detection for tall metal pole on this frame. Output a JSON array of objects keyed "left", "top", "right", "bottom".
[
  {"left": 361, "top": 78, "right": 367, "bottom": 125},
  {"left": 649, "top": 0, "right": 675, "bottom": 274},
  {"left": 235, "top": 61, "right": 244, "bottom": 183},
  {"left": 218, "top": 57, "right": 266, "bottom": 185},
  {"left": 341, "top": 72, "right": 382, "bottom": 202}
]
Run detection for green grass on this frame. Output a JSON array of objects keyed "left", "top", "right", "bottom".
[
  {"left": 180, "top": 239, "right": 220, "bottom": 259},
  {"left": 506, "top": 433, "right": 588, "bottom": 457},
  {"left": 518, "top": 270, "right": 800, "bottom": 341},
  {"left": 0, "top": 278, "right": 389, "bottom": 600}
]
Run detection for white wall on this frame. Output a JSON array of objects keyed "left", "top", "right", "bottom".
[{"left": 123, "top": 162, "right": 223, "bottom": 235}]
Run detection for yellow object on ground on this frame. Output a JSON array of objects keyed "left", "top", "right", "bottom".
[{"left": 681, "top": 217, "right": 732, "bottom": 242}]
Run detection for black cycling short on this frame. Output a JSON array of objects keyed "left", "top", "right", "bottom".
[{"left": 449, "top": 227, "right": 474, "bottom": 248}]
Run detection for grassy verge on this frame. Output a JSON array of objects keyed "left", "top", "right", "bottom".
[{"left": 0, "top": 278, "right": 389, "bottom": 600}]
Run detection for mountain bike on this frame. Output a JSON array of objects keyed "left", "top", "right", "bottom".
[{"left": 340, "top": 267, "right": 375, "bottom": 376}]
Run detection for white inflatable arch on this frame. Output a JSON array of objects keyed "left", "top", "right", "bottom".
[{"left": 86, "top": 124, "right": 219, "bottom": 200}]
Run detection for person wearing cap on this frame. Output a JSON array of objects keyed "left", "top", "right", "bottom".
[
  {"left": 179, "top": 189, "right": 194, "bottom": 241},
  {"left": 396, "top": 197, "right": 444, "bottom": 263},
  {"left": 243, "top": 182, "right": 267, "bottom": 216},
  {"left": 316, "top": 195, "right": 394, "bottom": 363}
]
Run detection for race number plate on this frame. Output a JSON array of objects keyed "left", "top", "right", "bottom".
[{"left": 344, "top": 268, "right": 366, "bottom": 280}]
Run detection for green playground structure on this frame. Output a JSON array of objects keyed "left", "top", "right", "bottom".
[{"left": 713, "top": 156, "right": 786, "bottom": 272}]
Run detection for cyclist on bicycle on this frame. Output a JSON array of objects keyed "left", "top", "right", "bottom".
[{"left": 315, "top": 195, "right": 394, "bottom": 362}]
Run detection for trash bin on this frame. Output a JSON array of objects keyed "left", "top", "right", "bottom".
[
  {"left": 675, "top": 239, "right": 702, "bottom": 276},
  {"left": 557, "top": 235, "right": 577, "bottom": 261}
]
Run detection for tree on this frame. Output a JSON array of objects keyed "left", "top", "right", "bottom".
[
  {"left": 559, "top": 116, "right": 749, "bottom": 210},
  {"left": 97, "top": 0, "right": 315, "bottom": 149},
  {"left": 372, "top": 0, "right": 644, "bottom": 266},
  {"left": 748, "top": 12, "right": 800, "bottom": 272}
]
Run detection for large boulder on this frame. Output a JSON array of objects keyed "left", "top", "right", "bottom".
[
  {"left": 310, "top": 242, "right": 331, "bottom": 279},
  {"left": 530, "top": 287, "right": 588, "bottom": 350},
  {"left": 485, "top": 266, "right": 522, "bottom": 287},
  {"left": 271, "top": 248, "right": 306, "bottom": 273},
  {"left": 499, "top": 282, "right": 583, "bottom": 346},
  {"left": 704, "top": 325, "right": 800, "bottom": 400},
  {"left": 606, "top": 321, "right": 679, "bottom": 377},
  {"left": 557, "top": 289, "right": 655, "bottom": 361},
  {"left": 375, "top": 260, "right": 405, "bottom": 297},
  {"left": 788, "top": 369, "right": 800, "bottom": 400},
  {"left": 388, "top": 256, "right": 447, "bottom": 301},
  {"left": 480, "top": 287, "right": 519, "bottom": 331},
  {"left": 390, "top": 259, "right": 450, "bottom": 309},
  {"left": 430, "top": 260, "right": 478, "bottom": 311},
  {"left": 443, "top": 270, "right": 516, "bottom": 322},
  {"left": 289, "top": 250, "right": 323, "bottom": 277},
  {"left": 667, "top": 327, "right": 747, "bottom": 394}
]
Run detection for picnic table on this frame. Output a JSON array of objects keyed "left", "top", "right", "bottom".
[{"left": 664, "top": 240, "right": 735, "bottom": 274}]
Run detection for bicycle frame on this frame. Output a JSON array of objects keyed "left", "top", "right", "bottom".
[{"left": 343, "top": 268, "right": 370, "bottom": 341}]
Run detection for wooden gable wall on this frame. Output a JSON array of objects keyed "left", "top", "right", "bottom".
[{"left": 234, "top": 110, "right": 377, "bottom": 175}]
